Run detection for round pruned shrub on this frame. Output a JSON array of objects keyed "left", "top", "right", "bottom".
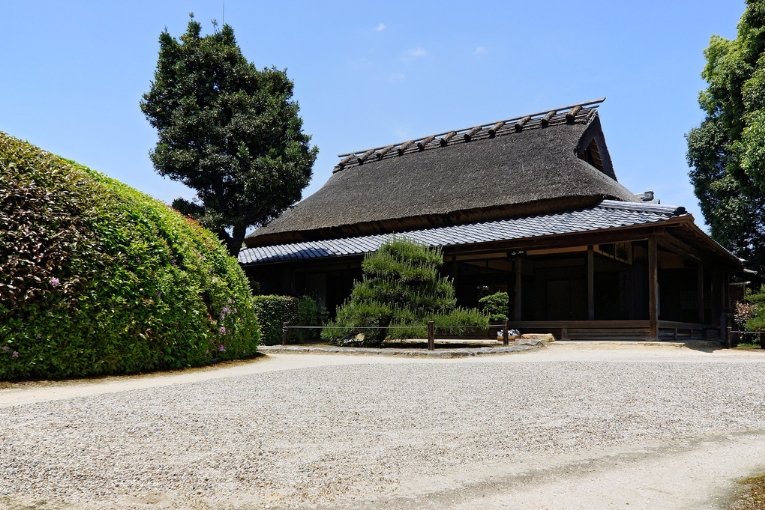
[
  {"left": 478, "top": 291, "right": 510, "bottom": 323},
  {"left": 0, "top": 132, "right": 259, "bottom": 380}
]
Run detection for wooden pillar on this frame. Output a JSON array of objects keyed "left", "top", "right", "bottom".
[
  {"left": 711, "top": 271, "right": 722, "bottom": 322},
  {"left": 723, "top": 271, "right": 730, "bottom": 346},
  {"left": 427, "top": 320, "right": 435, "bottom": 351},
  {"left": 513, "top": 257, "right": 522, "bottom": 320},
  {"left": 648, "top": 235, "right": 659, "bottom": 339},
  {"left": 697, "top": 263, "right": 705, "bottom": 324},
  {"left": 587, "top": 245, "right": 595, "bottom": 320},
  {"left": 710, "top": 270, "right": 724, "bottom": 343}
]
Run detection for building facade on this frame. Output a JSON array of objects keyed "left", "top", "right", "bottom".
[{"left": 240, "top": 99, "right": 742, "bottom": 341}]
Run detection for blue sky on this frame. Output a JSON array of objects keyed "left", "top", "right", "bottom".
[{"left": 1, "top": 1, "right": 745, "bottom": 229}]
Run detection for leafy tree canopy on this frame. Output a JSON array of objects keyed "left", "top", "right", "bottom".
[
  {"left": 141, "top": 16, "right": 318, "bottom": 256},
  {"left": 687, "top": 0, "right": 765, "bottom": 277}
]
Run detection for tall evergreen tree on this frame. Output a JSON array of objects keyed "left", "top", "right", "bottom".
[
  {"left": 687, "top": 0, "right": 765, "bottom": 276},
  {"left": 141, "top": 16, "right": 318, "bottom": 256}
]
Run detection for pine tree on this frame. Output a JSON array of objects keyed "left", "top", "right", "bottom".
[{"left": 322, "top": 239, "right": 487, "bottom": 346}]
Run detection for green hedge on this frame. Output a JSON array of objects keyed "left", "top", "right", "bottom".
[
  {"left": 253, "top": 295, "right": 298, "bottom": 345},
  {"left": 0, "top": 132, "right": 259, "bottom": 380}
]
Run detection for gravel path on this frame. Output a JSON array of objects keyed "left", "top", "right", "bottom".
[{"left": 1, "top": 346, "right": 764, "bottom": 509}]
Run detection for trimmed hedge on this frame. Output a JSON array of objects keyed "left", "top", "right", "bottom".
[
  {"left": 253, "top": 295, "right": 298, "bottom": 345},
  {"left": 0, "top": 132, "right": 259, "bottom": 380}
]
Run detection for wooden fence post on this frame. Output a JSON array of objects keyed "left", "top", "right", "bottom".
[
  {"left": 427, "top": 321, "right": 435, "bottom": 351},
  {"left": 282, "top": 322, "right": 289, "bottom": 346},
  {"left": 503, "top": 320, "right": 509, "bottom": 346}
]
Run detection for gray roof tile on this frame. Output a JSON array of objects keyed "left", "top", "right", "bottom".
[{"left": 238, "top": 200, "right": 684, "bottom": 265}]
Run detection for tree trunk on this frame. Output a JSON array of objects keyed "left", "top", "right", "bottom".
[{"left": 226, "top": 224, "right": 247, "bottom": 257}]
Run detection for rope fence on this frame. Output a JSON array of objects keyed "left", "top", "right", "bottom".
[
  {"left": 281, "top": 321, "right": 516, "bottom": 350},
  {"left": 728, "top": 329, "right": 765, "bottom": 348}
]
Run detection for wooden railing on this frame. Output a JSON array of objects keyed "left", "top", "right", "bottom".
[{"left": 728, "top": 329, "right": 765, "bottom": 348}]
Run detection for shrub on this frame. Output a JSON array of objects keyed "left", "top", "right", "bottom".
[
  {"left": 745, "top": 286, "right": 765, "bottom": 331},
  {"left": 322, "top": 239, "right": 488, "bottom": 346},
  {"left": 294, "top": 295, "right": 326, "bottom": 341},
  {"left": 252, "top": 295, "right": 298, "bottom": 345},
  {"left": 0, "top": 132, "right": 259, "bottom": 380},
  {"left": 478, "top": 291, "right": 510, "bottom": 323},
  {"left": 434, "top": 307, "right": 490, "bottom": 336}
]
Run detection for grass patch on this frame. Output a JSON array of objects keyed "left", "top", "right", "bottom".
[
  {"left": 729, "top": 474, "right": 765, "bottom": 510},
  {"left": 735, "top": 343, "right": 764, "bottom": 351}
]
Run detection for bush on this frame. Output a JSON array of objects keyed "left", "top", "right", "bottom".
[
  {"left": 478, "top": 291, "right": 509, "bottom": 323},
  {"left": 252, "top": 295, "right": 298, "bottom": 345},
  {"left": 294, "top": 295, "right": 326, "bottom": 341},
  {"left": 322, "top": 239, "right": 488, "bottom": 346},
  {"left": 434, "top": 307, "right": 490, "bottom": 336},
  {"left": 0, "top": 132, "right": 259, "bottom": 380},
  {"left": 745, "top": 286, "right": 765, "bottom": 331}
]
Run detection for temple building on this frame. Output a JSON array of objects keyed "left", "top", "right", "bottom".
[{"left": 239, "top": 99, "right": 742, "bottom": 341}]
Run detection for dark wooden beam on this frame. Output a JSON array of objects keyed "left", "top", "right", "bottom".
[
  {"left": 657, "top": 232, "right": 702, "bottom": 262},
  {"left": 514, "top": 257, "right": 522, "bottom": 320},
  {"left": 648, "top": 235, "right": 659, "bottom": 339},
  {"left": 697, "top": 263, "right": 705, "bottom": 324},
  {"left": 513, "top": 320, "right": 650, "bottom": 329},
  {"left": 587, "top": 245, "right": 595, "bottom": 320},
  {"left": 711, "top": 270, "right": 722, "bottom": 326}
]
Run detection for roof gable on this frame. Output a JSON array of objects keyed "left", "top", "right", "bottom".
[{"left": 247, "top": 99, "right": 637, "bottom": 247}]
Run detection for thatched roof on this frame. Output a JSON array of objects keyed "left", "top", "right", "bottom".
[{"left": 246, "top": 99, "right": 638, "bottom": 247}]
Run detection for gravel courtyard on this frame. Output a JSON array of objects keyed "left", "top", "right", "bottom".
[{"left": 1, "top": 345, "right": 764, "bottom": 509}]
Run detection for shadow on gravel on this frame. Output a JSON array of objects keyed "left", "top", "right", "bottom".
[{"left": 681, "top": 341, "right": 727, "bottom": 353}]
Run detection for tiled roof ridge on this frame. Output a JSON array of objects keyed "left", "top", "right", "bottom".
[
  {"left": 333, "top": 98, "right": 606, "bottom": 172},
  {"left": 598, "top": 199, "right": 686, "bottom": 215}
]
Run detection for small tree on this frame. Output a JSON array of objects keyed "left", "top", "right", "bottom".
[
  {"left": 141, "top": 16, "right": 318, "bottom": 256},
  {"left": 322, "top": 239, "right": 487, "bottom": 346},
  {"left": 478, "top": 291, "right": 509, "bottom": 323}
]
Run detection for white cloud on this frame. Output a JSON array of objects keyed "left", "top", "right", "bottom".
[
  {"left": 474, "top": 45, "right": 488, "bottom": 56},
  {"left": 374, "top": 22, "right": 386, "bottom": 32},
  {"left": 405, "top": 47, "right": 428, "bottom": 59},
  {"left": 388, "top": 72, "right": 406, "bottom": 83}
]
